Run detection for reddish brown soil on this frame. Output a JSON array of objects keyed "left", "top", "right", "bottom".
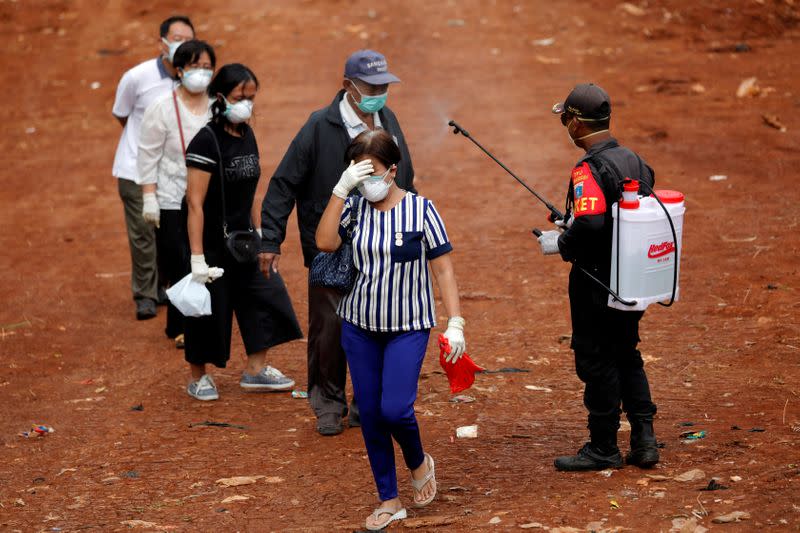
[{"left": 1, "top": 0, "right": 799, "bottom": 531}]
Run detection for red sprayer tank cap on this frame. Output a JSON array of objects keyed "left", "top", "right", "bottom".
[
  {"left": 620, "top": 180, "right": 640, "bottom": 209},
  {"left": 655, "top": 190, "right": 685, "bottom": 204}
]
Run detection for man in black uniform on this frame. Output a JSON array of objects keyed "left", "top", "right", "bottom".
[
  {"left": 260, "top": 50, "right": 416, "bottom": 436},
  {"left": 537, "top": 83, "right": 660, "bottom": 471}
]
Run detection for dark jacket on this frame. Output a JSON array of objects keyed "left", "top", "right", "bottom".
[
  {"left": 261, "top": 90, "right": 416, "bottom": 267},
  {"left": 557, "top": 137, "right": 655, "bottom": 281}
]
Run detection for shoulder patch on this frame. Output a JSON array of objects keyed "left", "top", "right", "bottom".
[{"left": 571, "top": 162, "right": 606, "bottom": 217}]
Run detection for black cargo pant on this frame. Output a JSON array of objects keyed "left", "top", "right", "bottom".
[
  {"left": 307, "top": 278, "right": 356, "bottom": 419},
  {"left": 568, "top": 267, "right": 657, "bottom": 452}
]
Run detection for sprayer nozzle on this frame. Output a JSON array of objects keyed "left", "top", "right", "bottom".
[{"left": 448, "top": 120, "right": 469, "bottom": 137}]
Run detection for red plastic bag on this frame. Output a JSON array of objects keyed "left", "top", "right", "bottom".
[{"left": 438, "top": 334, "right": 484, "bottom": 394}]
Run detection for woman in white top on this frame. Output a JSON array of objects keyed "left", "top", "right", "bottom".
[
  {"left": 137, "top": 40, "right": 215, "bottom": 346},
  {"left": 316, "top": 129, "right": 467, "bottom": 531}
]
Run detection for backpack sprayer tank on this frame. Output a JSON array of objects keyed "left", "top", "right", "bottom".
[{"left": 608, "top": 181, "right": 685, "bottom": 311}]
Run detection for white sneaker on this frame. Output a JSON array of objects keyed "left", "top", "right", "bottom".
[
  {"left": 239, "top": 365, "right": 295, "bottom": 391},
  {"left": 187, "top": 374, "right": 219, "bottom": 401}
]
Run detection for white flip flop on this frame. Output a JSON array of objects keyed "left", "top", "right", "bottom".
[
  {"left": 411, "top": 453, "right": 437, "bottom": 507},
  {"left": 366, "top": 507, "right": 407, "bottom": 531}
]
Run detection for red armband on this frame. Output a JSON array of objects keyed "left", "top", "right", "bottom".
[{"left": 571, "top": 163, "right": 606, "bottom": 217}]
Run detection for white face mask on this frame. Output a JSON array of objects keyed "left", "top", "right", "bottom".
[
  {"left": 162, "top": 38, "right": 184, "bottom": 63},
  {"left": 567, "top": 118, "right": 608, "bottom": 148},
  {"left": 222, "top": 96, "right": 254, "bottom": 123},
  {"left": 358, "top": 168, "right": 393, "bottom": 202},
  {"left": 181, "top": 69, "right": 213, "bottom": 93}
]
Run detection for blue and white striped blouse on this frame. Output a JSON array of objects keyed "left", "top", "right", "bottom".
[{"left": 337, "top": 193, "right": 452, "bottom": 332}]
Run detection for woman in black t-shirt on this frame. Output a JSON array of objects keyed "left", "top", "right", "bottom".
[{"left": 182, "top": 64, "right": 302, "bottom": 401}]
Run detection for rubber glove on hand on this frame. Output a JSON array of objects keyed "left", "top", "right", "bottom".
[
  {"left": 142, "top": 192, "right": 160, "bottom": 228},
  {"left": 554, "top": 214, "right": 574, "bottom": 229},
  {"left": 332, "top": 159, "right": 374, "bottom": 199},
  {"left": 538, "top": 230, "right": 561, "bottom": 255},
  {"left": 190, "top": 254, "right": 224, "bottom": 284},
  {"left": 442, "top": 316, "right": 466, "bottom": 363}
]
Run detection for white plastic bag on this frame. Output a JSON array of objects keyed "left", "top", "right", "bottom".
[{"left": 166, "top": 274, "right": 212, "bottom": 317}]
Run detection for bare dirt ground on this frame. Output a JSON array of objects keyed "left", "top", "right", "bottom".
[{"left": 1, "top": 0, "right": 799, "bottom": 531}]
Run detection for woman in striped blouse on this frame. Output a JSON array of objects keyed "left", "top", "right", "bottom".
[{"left": 316, "top": 129, "right": 466, "bottom": 531}]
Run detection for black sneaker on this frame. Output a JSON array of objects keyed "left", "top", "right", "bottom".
[
  {"left": 317, "top": 413, "right": 344, "bottom": 436},
  {"left": 348, "top": 402, "right": 361, "bottom": 428},
  {"left": 625, "top": 446, "right": 660, "bottom": 468},
  {"left": 554, "top": 443, "right": 623, "bottom": 472},
  {"left": 135, "top": 299, "right": 157, "bottom": 321}
]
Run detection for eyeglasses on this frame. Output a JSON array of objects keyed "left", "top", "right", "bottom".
[{"left": 560, "top": 112, "right": 573, "bottom": 126}]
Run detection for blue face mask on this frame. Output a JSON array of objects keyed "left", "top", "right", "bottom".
[{"left": 350, "top": 80, "right": 388, "bottom": 113}]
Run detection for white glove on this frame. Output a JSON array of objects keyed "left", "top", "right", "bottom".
[
  {"left": 538, "top": 230, "right": 561, "bottom": 255},
  {"left": 142, "top": 192, "right": 160, "bottom": 228},
  {"left": 443, "top": 316, "right": 466, "bottom": 363},
  {"left": 332, "top": 159, "right": 374, "bottom": 199},
  {"left": 554, "top": 214, "right": 573, "bottom": 229},
  {"left": 190, "top": 254, "right": 224, "bottom": 284}
]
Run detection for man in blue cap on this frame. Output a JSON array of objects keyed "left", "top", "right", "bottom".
[{"left": 260, "top": 50, "right": 416, "bottom": 436}]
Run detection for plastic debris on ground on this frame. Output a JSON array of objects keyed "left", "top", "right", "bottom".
[
  {"left": 450, "top": 394, "right": 476, "bottom": 403},
  {"left": 762, "top": 114, "right": 787, "bottom": 132},
  {"left": 712, "top": 511, "right": 751, "bottom": 524},
  {"left": 609, "top": 499, "right": 620, "bottom": 509},
  {"left": 190, "top": 420, "right": 247, "bottom": 430},
  {"left": 216, "top": 475, "right": 265, "bottom": 487},
  {"left": 680, "top": 430, "right": 706, "bottom": 440},
  {"left": 530, "top": 37, "right": 555, "bottom": 46},
  {"left": 675, "top": 469, "right": 705, "bottom": 482},
  {"left": 524, "top": 385, "right": 552, "bottom": 392},
  {"left": 19, "top": 425, "right": 54, "bottom": 438},
  {"left": 130, "top": 403, "right": 144, "bottom": 411},
  {"left": 708, "top": 175, "right": 728, "bottom": 181},
  {"left": 699, "top": 479, "right": 728, "bottom": 491},
  {"left": 736, "top": 77, "right": 760, "bottom": 98},
  {"left": 456, "top": 425, "right": 478, "bottom": 438},
  {"left": 598, "top": 469, "right": 613, "bottom": 478},
  {"left": 291, "top": 390, "right": 308, "bottom": 399}
]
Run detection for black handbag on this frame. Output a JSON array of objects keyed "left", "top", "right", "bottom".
[
  {"left": 204, "top": 125, "right": 261, "bottom": 263},
  {"left": 309, "top": 206, "right": 358, "bottom": 293}
]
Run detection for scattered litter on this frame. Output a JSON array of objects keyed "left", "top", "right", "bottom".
[
  {"left": 708, "top": 175, "right": 728, "bottom": 182},
  {"left": 699, "top": 479, "right": 728, "bottom": 491},
  {"left": 519, "top": 523, "right": 544, "bottom": 529},
  {"left": 90, "top": 81, "right": 101, "bottom": 90},
  {"left": 730, "top": 475, "right": 742, "bottom": 482},
  {"left": 19, "top": 425, "right": 54, "bottom": 438},
  {"left": 190, "top": 421, "right": 247, "bottom": 430},
  {"left": 102, "top": 476, "right": 121, "bottom": 484},
  {"left": 14, "top": 498, "right": 25, "bottom": 506},
  {"left": 671, "top": 517, "right": 708, "bottom": 533},
  {"left": 489, "top": 516, "right": 501, "bottom": 524},
  {"left": 265, "top": 476, "right": 284, "bottom": 483},
  {"left": 712, "top": 511, "right": 751, "bottom": 524},
  {"left": 480, "top": 367, "right": 529, "bottom": 374},
  {"left": 690, "top": 83, "right": 706, "bottom": 94},
  {"left": 646, "top": 474, "right": 671, "bottom": 481},
  {"left": 530, "top": 37, "right": 555, "bottom": 46},
  {"left": 681, "top": 430, "right": 707, "bottom": 440},
  {"left": 57, "top": 468, "right": 77, "bottom": 476},
  {"left": 221, "top": 494, "right": 252, "bottom": 503},
  {"left": 762, "top": 114, "right": 787, "bottom": 132},
  {"left": 456, "top": 425, "right": 478, "bottom": 439},
  {"left": 748, "top": 427, "right": 766, "bottom": 432},
  {"left": 675, "top": 469, "right": 705, "bottom": 482},
  {"left": 678, "top": 421, "right": 695, "bottom": 427},
  {"left": 94, "top": 386, "right": 107, "bottom": 393},
  {"left": 121, "top": 471, "right": 139, "bottom": 479},
  {"left": 721, "top": 235, "right": 757, "bottom": 243},
  {"left": 598, "top": 469, "right": 614, "bottom": 478},
  {"left": 291, "top": 390, "right": 308, "bottom": 399},
  {"left": 216, "top": 475, "right": 265, "bottom": 487},
  {"left": 534, "top": 55, "right": 561, "bottom": 64},
  {"left": 736, "top": 77, "right": 760, "bottom": 98},
  {"left": 524, "top": 385, "right": 552, "bottom": 392},
  {"left": 618, "top": 2, "right": 646, "bottom": 16},
  {"left": 25, "top": 127, "right": 36, "bottom": 134},
  {"left": 610, "top": 499, "right": 620, "bottom": 509},
  {"left": 130, "top": 404, "right": 144, "bottom": 411},
  {"left": 450, "top": 394, "right": 476, "bottom": 403}
]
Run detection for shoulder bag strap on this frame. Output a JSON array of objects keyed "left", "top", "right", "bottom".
[
  {"left": 203, "top": 125, "right": 230, "bottom": 237},
  {"left": 172, "top": 90, "right": 187, "bottom": 156}
]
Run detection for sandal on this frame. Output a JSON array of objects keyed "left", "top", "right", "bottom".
[
  {"left": 411, "top": 453, "right": 437, "bottom": 507},
  {"left": 365, "top": 507, "right": 407, "bottom": 531}
]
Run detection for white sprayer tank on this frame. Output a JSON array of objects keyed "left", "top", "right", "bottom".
[{"left": 608, "top": 187, "right": 685, "bottom": 311}]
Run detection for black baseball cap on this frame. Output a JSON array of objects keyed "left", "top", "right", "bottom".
[
  {"left": 344, "top": 50, "right": 401, "bottom": 85},
  {"left": 552, "top": 83, "right": 611, "bottom": 121}
]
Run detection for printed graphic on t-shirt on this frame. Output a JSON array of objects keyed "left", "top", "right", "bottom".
[
  {"left": 571, "top": 162, "right": 606, "bottom": 217},
  {"left": 224, "top": 154, "right": 259, "bottom": 182}
]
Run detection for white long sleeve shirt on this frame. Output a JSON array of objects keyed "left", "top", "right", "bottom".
[{"left": 137, "top": 91, "right": 211, "bottom": 210}]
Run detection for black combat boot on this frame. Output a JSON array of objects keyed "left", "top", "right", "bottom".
[
  {"left": 626, "top": 416, "right": 659, "bottom": 468},
  {"left": 555, "top": 437, "right": 623, "bottom": 472}
]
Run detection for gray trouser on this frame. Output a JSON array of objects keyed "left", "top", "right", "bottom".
[
  {"left": 117, "top": 178, "right": 158, "bottom": 301},
  {"left": 307, "top": 280, "right": 349, "bottom": 418}
]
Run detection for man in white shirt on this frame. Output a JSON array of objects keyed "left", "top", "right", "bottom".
[{"left": 112, "top": 15, "right": 195, "bottom": 320}]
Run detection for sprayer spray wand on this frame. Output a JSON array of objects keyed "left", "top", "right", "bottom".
[
  {"left": 448, "top": 120, "right": 564, "bottom": 222},
  {"left": 448, "top": 119, "right": 637, "bottom": 307}
]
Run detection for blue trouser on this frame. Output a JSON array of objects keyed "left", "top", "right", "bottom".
[{"left": 341, "top": 320, "right": 429, "bottom": 501}]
